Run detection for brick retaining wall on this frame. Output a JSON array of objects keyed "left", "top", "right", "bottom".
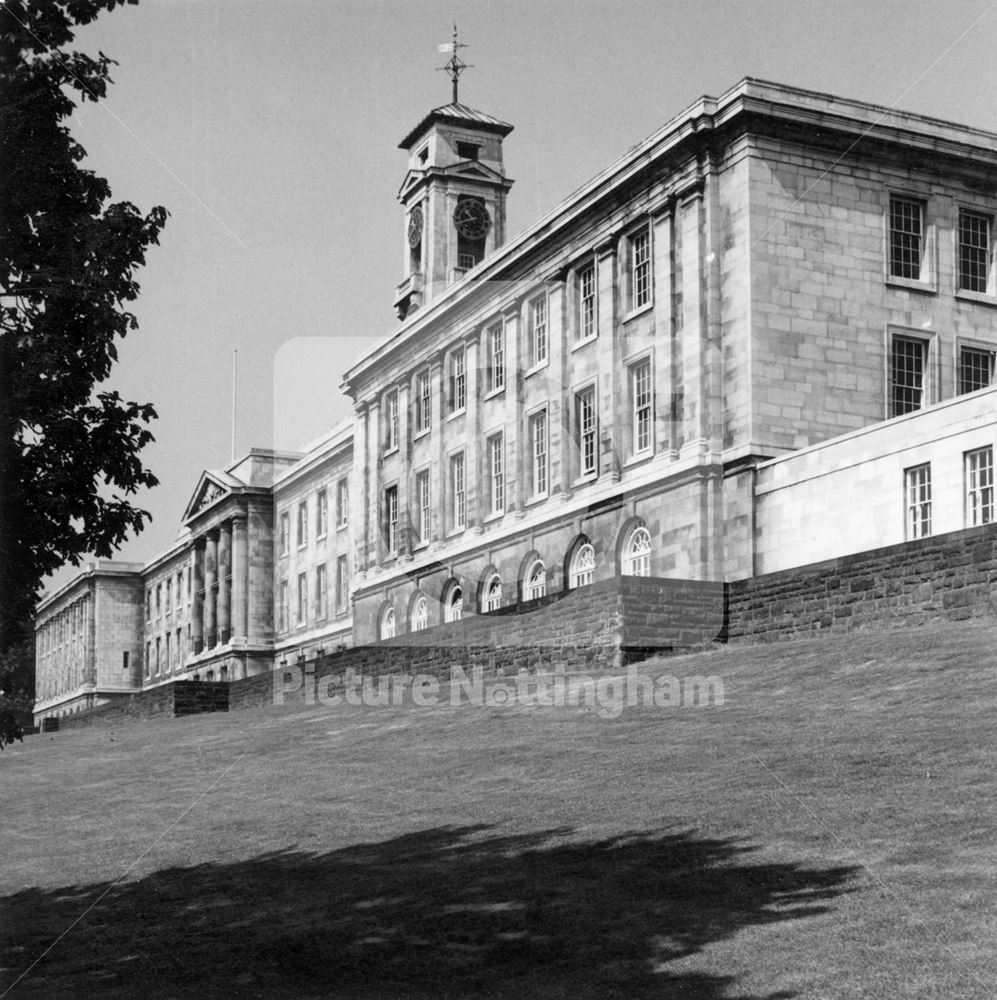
[
  {"left": 727, "top": 522, "right": 997, "bottom": 641},
  {"left": 58, "top": 681, "right": 230, "bottom": 730}
]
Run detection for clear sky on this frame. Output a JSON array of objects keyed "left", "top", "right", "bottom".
[{"left": 54, "top": 0, "right": 997, "bottom": 579}]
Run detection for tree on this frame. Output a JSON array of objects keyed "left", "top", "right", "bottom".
[{"left": 0, "top": 0, "right": 167, "bottom": 651}]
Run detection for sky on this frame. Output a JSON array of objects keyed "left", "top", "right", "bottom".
[{"left": 49, "top": 0, "right": 997, "bottom": 580}]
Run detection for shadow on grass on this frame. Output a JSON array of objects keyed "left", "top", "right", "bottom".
[{"left": 1, "top": 825, "right": 858, "bottom": 999}]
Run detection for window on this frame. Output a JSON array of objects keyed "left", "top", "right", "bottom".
[
  {"left": 122, "top": 651, "right": 130, "bottom": 671},
  {"left": 958, "top": 211, "right": 991, "bottom": 293},
  {"left": 958, "top": 346, "right": 994, "bottom": 395},
  {"left": 385, "top": 389, "right": 399, "bottom": 451},
  {"left": 575, "top": 387, "right": 597, "bottom": 477},
  {"left": 316, "top": 564, "right": 328, "bottom": 620},
  {"left": 411, "top": 596, "right": 429, "bottom": 632},
  {"left": 297, "top": 501, "right": 308, "bottom": 548},
  {"left": 384, "top": 485, "right": 399, "bottom": 555},
  {"left": 316, "top": 489, "right": 328, "bottom": 539},
  {"left": 631, "top": 358, "right": 653, "bottom": 454},
  {"left": 155, "top": 637, "right": 161, "bottom": 674},
  {"left": 448, "top": 348, "right": 466, "bottom": 414},
  {"left": 572, "top": 262, "right": 596, "bottom": 343},
  {"left": 445, "top": 586, "right": 463, "bottom": 623},
  {"left": 529, "top": 409, "right": 548, "bottom": 498},
  {"left": 630, "top": 228, "right": 652, "bottom": 309},
  {"left": 416, "top": 470, "right": 431, "bottom": 543},
  {"left": 528, "top": 295, "right": 548, "bottom": 367},
  {"left": 279, "top": 512, "right": 290, "bottom": 555},
  {"left": 905, "top": 464, "right": 932, "bottom": 539},
  {"left": 155, "top": 584, "right": 161, "bottom": 617},
  {"left": 336, "top": 477, "right": 349, "bottom": 527},
  {"left": 380, "top": 607, "right": 396, "bottom": 640},
  {"left": 487, "top": 432, "right": 504, "bottom": 515},
  {"left": 486, "top": 321, "right": 505, "bottom": 391},
  {"left": 278, "top": 580, "right": 289, "bottom": 633},
  {"left": 889, "top": 335, "right": 927, "bottom": 416},
  {"left": 450, "top": 452, "right": 466, "bottom": 530},
  {"left": 296, "top": 572, "right": 308, "bottom": 625},
  {"left": 888, "top": 196, "right": 923, "bottom": 280},
  {"left": 965, "top": 447, "right": 994, "bottom": 527},
  {"left": 146, "top": 591, "right": 151, "bottom": 621},
  {"left": 525, "top": 560, "right": 546, "bottom": 601},
  {"left": 457, "top": 141, "right": 479, "bottom": 160},
  {"left": 165, "top": 578, "right": 172, "bottom": 613},
  {"left": 570, "top": 543, "right": 596, "bottom": 588},
  {"left": 624, "top": 527, "right": 652, "bottom": 577},
  {"left": 164, "top": 633, "right": 171, "bottom": 672},
  {"left": 416, "top": 370, "right": 431, "bottom": 432},
  {"left": 484, "top": 575, "right": 502, "bottom": 612},
  {"left": 336, "top": 555, "right": 348, "bottom": 613},
  {"left": 145, "top": 641, "right": 151, "bottom": 677}
]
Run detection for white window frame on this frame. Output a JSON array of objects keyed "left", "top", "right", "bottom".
[
  {"left": 486, "top": 320, "right": 505, "bottom": 393},
  {"left": 278, "top": 580, "right": 289, "bottom": 633},
  {"left": 524, "top": 559, "right": 547, "bottom": 601},
  {"left": 575, "top": 385, "right": 598, "bottom": 478},
  {"left": 380, "top": 607, "right": 396, "bottom": 640},
  {"left": 623, "top": 526, "right": 652, "bottom": 577},
  {"left": 315, "top": 563, "right": 328, "bottom": 621},
  {"left": 450, "top": 451, "right": 466, "bottom": 531},
  {"left": 629, "top": 227, "right": 652, "bottom": 311},
  {"left": 448, "top": 347, "right": 466, "bottom": 415},
  {"left": 416, "top": 369, "right": 432, "bottom": 433},
  {"left": 296, "top": 572, "right": 307, "bottom": 625},
  {"left": 630, "top": 357, "right": 653, "bottom": 456},
  {"left": 569, "top": 543, "right": 596, "bottom": 589},
  {"left": 279, "top": 512, "right": 290, "bottom": 556},
  {"left": 957, "top": 209, "right": 993, "bottom": 295},
  {"left": 529, "top": 408, "right": 548, "bottom": 499},
  {"left": 957, "top": 343, "right": 995, "bottom": 396},
  {"left": 445, "top": 586, "right": 463, "bottom": 623},
  {"left": 487, "top": 432, "right": 505, "bottom": 515},
  {"left": 965, "top": 447, "right": 994, "bottom": 527},
  {"left": 887, "top": 194, "right": 924, "bottom": 282},
  {"left": 888, "top": 332, "right": 930, "bottom": 418},
  {"left": 297, "top": 500, "right": 308, "bottom": 549},
  {"left": 335, "top": 555, "right": 348, "bottom": 613},
  {"left": 316, "top": 489, "right": 328, "bottom": 539},
  {"left": 528, "top": 293, "right": 548, "bottom": 368},
  {"left": 577, "top": 261, "right": 597, "bottom": 342},
  {"left": 384, "top": 485, "right": 399, "bottom": 555},
  {"left": 416, "top": 469, "right": 431, "bottom": 543},
  {"left": 484, "top": 574, "right": 502, "bottom": 612},
  {"left": 904, "top": 464, "right": 932, "bottom": 540},
  {"left": 411, "top": 595, "right": 429, "bottom": 632},
  {"left": 385, "top": 389, "right": 399, "bottom": 452},
  {"left": 336, "top": 477, "right": 349, "bottom": 528}
]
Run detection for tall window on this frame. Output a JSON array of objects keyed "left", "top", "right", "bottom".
[
  {"left": 529, "top": 409, "right": 548, "bottom": 498},
  {"left": 448, "top": 348, "right": 466, "bottom": 414},
  {"left": 316, "top": 489, "right": 328, "bottom": 538},
  {"left": 315, "top": 564, "right": 328, "bottom": 620},
  {"left": 578, "top": 262, "right": 597, "bottom": 341},
  {"left": 889, "top": 335, "right": 927, "bottom": 416},
  {"left": 416, "top": 370, "right": 431, "bottom": 432},
  {"left": 486, "top": 321, "right": 505, "bottom": 391},
  {"left": 570, "top": 543, "right": 596, "bottom": 588},
  {"left": 525, "top": 560, "right": 546, "bottom": 601},
  {"left": 484, "top": 575, "right": 502, "bottom": 612},
  {"left": 445, "top": 586, "right": 463, "bottom": 623},
  {"left": 411, "top": 595, "right": 429, "bottom": 632},
  {"left": 336, "top": 555, "right": 348, "bottom": 612},
  {"left": 384, "top": 485, "right": 399, "bottom": 554},
  {"left": 576, "top": 387, "right": 597, "bottom": 477},
  {"left": 631, "top": 358, "right": 653, "bottom": 454},
  {"left": 958, "top": 346, "right": 994, "bottom": 395},
  {"left": 415, "top": 470, "right": 431, "bottom": 543},
  {"left": 624, "top": 527, "right": 652, "bottom": 576},
  {"left": 888, "top": 196, "right": 923, "bottom": 280},
  {"left": 630, "top": 228, "right": 652, "bottom": 309},
  {"left": 278, "top": 580, "right": 289, "bottom": 633},
  {"left": 336, "top": 477, "right": 349, "bottom": 527},
  {"left": 296, "top": 572, "right": 307, "bottom": 625},
  {"left": 965, "top": 447, "right": 994, "bottom": 527},
  {"left": 958, "top": 211, "right": 991, "bottom": 293},
  {"left": 905, "top": 464, "right": 932, "bottom": 540},
  {"left": 297, "top": 500, "right": 308, "bottom": 548},
  {"left": 450, "top": 452, "right": 466, "bottom": 530},
  {"left": 385, "top": 389, "right": 399, "bottom": 451},
  {"left": 380, "top": 607, "right": 396, "bottom": 640},
  {"left": 529, "top": 294, "right": 548, "bottom": 367},
  {"left": 487, "top": 432, "right": 504, "bottom": 515}
]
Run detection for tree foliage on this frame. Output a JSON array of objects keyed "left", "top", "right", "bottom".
[{"left": 0, "top": 0, "right": 167, "bottom": 650}]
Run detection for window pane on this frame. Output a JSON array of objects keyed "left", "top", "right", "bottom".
[
  {"left": 958, "top": 212, "right": 990, "bottom": 292},
  {"left": 889, "top": 337, "right": 925, "bottom": 416},
  {"left": 889, "top": 197, "right": 922, "bottom": 279},
  {"left": 958, "top": 347, "right": 993, "bottom": 395}
]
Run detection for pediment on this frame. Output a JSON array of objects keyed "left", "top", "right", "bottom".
[
  {"left": 182, "top": 471, "right": 240, "bottom": 523},
  {"left": 444, "top": 160, "right": 505, "bottom": 183}
]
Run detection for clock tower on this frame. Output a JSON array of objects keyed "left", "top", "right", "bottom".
[{"left": 394, "top": 101, "right": 514, "bottom": 320}]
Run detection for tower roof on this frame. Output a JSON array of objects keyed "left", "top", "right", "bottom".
[{"left": 398, "top": 102, "right": 514, "bottom": 150}]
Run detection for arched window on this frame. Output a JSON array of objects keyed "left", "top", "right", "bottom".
[
  {"left": 445, "top": 586, "right": 463, "bottom": 623},
  {"left": 569, "top": 543, "right": 596, "bottom": 588},
  {"left": 411, "top": 595, "right": 428, "bottom": 632},
  {"left": 380, "top": 607, "right": 396, "bottom": 640},
  {"left": 483, "top": 574, "right": 502, "bottom": 612},
  {"left": 623, "top": 526, "right": 652, "bottom": 577},
  {"left": 525, "top": 560, "right": 546, "bottom": 601}
]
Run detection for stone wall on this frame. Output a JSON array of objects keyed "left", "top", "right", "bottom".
[
  {"left": 57, "top": 681, "right": 229, "bottom": 729},
  {"left": 727, "top": 522, "right": 997, "bottom": 641}
]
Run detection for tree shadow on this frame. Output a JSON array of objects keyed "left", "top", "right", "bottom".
[{"left": 0, "top": 825, "right": 858, "bottom": 999}]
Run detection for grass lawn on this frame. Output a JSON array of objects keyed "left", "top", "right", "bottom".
[{"left": 1, "top": 620, "right": 995, "bottom": 998}]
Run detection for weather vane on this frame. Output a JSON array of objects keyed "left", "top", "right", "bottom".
[{"left": 437, "top": 24, "right": 472, "bottom": 104}]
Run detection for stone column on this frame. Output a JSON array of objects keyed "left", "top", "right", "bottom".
[
  {"left": 231, "top": 514, "right": 248, "bottom": 641},
  {"left": 204, "top": 531, "right": 217, "bottom": 648},
  {"left": 217, "top": 521, "right": 232, "bottom": 643},
  {"left": 192, "top": 540, "right": 205, "bottom": 653}
]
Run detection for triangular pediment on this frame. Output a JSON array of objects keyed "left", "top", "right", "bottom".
[
  {"left": 398, "top": 168, "right": 426, "bottom": 201},
  {"left": 444, "top": 160, "right": 505, "bottom": 183},
  {"left": 182, "top": 471, "right": 240, "bottom": 523}
]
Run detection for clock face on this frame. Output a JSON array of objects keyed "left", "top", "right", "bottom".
[
  {"left": 453, "top": 199, "right": 491, "bottom": 241},
  {"left": 407, "top": 205, "right": 424, "bottom": 248}
]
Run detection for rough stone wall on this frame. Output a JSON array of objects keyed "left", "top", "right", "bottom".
[{"left": 57, "top": 681, "right": 229, "bottom": 729}]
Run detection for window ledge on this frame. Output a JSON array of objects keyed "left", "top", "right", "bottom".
[
  {"left": 955, "top": 289, "right": 997, "bottom": 307},
  {"left": 412, "top": 428, "right": 430, "bottom": 441},
  {"left": 336, "top": 523, "right": 348, "bottom": 532},
  {"left": 524, "top": 493, "right": 548, "bottom": 509},
  {"left": 570, "top": 335, "right": 598, "bottom": 353},
  {"left": 483, "top": 386, "right": 505, "bottom": 401},
  {"left": 483, "top": 510, "right": 504, "bottom": 524},
  {"left": 446, "top": 408, "right": 466, "bottom": 422},
  {"left": 886, "top": 276, "right": 937, "bottom": 295},
  {"left": 571, "top": 473, "right": 599, "bottom": 489},
  {"left": 622, "top": 302, "right": 654, "bottom": 323},
  {"left": 623, "top": 450, "right": 655, "bottom": 470},
  {"left": 411, "top": 541, "right": 430, "bottom": 552},
  {"left": 524, "top": 361, "right": 548, "bottom": 379},
  {"left": 446, "top": 527, "right": 466, "bottom": 540},
  {"left": 383, "top": 446, "right": 400, "bottom": 458}
]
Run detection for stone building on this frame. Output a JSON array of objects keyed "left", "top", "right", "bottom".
[{"left": 34, "top": 78, "right": 997, "bottom": 724}]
